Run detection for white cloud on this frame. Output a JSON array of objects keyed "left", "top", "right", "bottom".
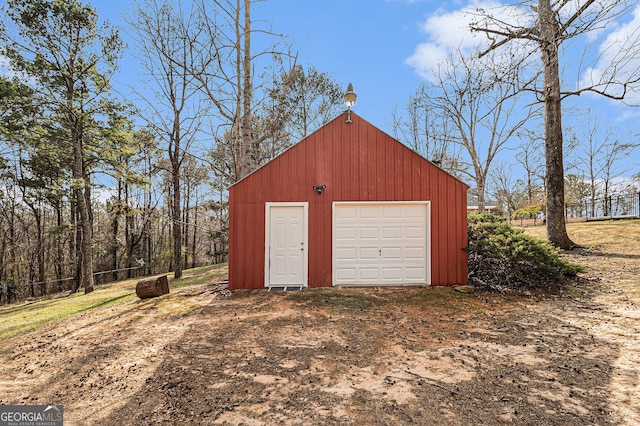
[
  {"left": 578, "top": 5, "right": 640, "bottom": 103},
  {"left": 616, "top": 106, "right": 640, "bottom": 121},
  {"left": 404, "top": 42, "right": 447, "bottom": 79},
  {"left": 405, "top": 1, "right": 524, "bottom": 79},
  {"left": 407, "top": 0, "right": 640, "bottom": 108}
]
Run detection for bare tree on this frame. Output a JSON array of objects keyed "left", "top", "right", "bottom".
[
  {"left": 576, "top": 112, "right": 639, "bottom": 216},
  {"left": 577, "top": 113, "right": 610, "bottom": 216},
  {"left": 414, "top": 48, "right": 531, "bottom": 211},
  {"left": 179, "top": 0, "right": 295, "bottom": 182},
  {"left": 633, "top": 171, "right": 640, "bottom": 191},
  {"left": 515, "top": 129, "right": 546, "bottom": 206},
  {"left": 180, "top": 156, "right": 209, "bottom": 269},
  {"left": 489, "top": 162, "right": 527, "bottom": 218},
  {"left": 391, "top": 85, "right": 464, "bottom": 176},
  {"left": 599, "top": 139, "right": 639, "bottom": 215},
  {"left": 130, "top": 0, "right": 206, "bottom": 279},
  {"left": 471, "top": 0, "right": 640, "bottom": 247},
  {"left": 564, "top": 173, "right": 591, "bottom": 208},
  {"left": 180, "top": 0, "right": 254, "bottom": 181}
]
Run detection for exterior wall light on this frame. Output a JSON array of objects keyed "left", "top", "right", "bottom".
[
  {"left": 313, "top": 185, "right": 326, "bottom": 194},
  {"left": 344, "top": 83, "right": 357, "bottom": 124}
]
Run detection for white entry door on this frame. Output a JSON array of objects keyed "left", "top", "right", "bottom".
[
  {"left": 266, "top": 203, "right": 308, "bottom": 287},
  {"left": 333, "top": 202, "right": 430, "bottom": 286}
]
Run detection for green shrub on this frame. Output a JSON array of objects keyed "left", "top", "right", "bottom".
[{"left": 467, "top": 213, "right": 584, "bottom": 292}]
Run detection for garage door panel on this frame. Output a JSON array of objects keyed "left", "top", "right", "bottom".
[
  {"left": 405, "top": 247, "right": 426, "bottom": 259},
  {"left": 405, "top": 267, "right": 427, "bottom": 280},
  {"left": 336, "top": 268, "right": 356, "bottom": 280},
  {"left": 336, "top": 248, "right": 356, "bottom": 260},
  {"left": 382, "top": 247, "right": 402, "bottom": 259},
  {"left": 359, "top": 247, "right": 379, "bottom": 260},
  {"left": 382, "top": 206, "right": 403, "bottom": 218},
  {"left": 334, "top": 203, "right": 429, "bottom": 286},
  {"left": 359, "top": 206, "right": 379, "bottom": 218},
  {"left": 382, "top": 268, "right": 402, "bottom": 280},
  {"left": 337, "top": 207, "right": 357, "bottom": 219},
  {"left": 359, "top": 268, "right": 379, "bottom": 280},
  {"left": 336, "top": 227, "right": 356, "bottom": 239},
  {"left": 359, "top": 227, "right": 379, "bottom": 239},
  {"left": 405, "top": 226, "right": 425, "bottom": 239},
  {"left": 382, "top": 227, "right": 402, "bottom": 239}
]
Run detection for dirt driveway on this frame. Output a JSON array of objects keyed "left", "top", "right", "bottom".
[{"left": 1, "top": 221, "right": 638, "bottom": 425}]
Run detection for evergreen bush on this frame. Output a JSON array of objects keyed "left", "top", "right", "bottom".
[{"left": 467, "top": 213, "right": 584, "bottom": 292}]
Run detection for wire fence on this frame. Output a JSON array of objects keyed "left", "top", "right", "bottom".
[
  {"left": 565, "top": 192, "right": 640, "bottom": 220},
  {"left": 14, "top": 266, "right": 147, "bottom": 289},
  {"left": 2, "top": 265, "right": 151, "bottom": 304}
]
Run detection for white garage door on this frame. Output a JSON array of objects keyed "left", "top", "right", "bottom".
[{"left": 333, "top": 202, "right": 430, "bottom": 286}]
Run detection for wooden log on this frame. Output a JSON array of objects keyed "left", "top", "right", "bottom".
[{"left": 136, "top": 275, "right": 170, "bottom": 299}]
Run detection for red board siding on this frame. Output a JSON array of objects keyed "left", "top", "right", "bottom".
[{"left": 228, "top": 112, "right": 468, "bottom": 289}]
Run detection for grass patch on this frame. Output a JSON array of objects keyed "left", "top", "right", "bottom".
[
  {"left": 521, "top": 219, "right": 640, "bottom": 248},
  {"left": 390, "top": 286, "right": 476, "bottom": 308},
  {"left": 0, "top": 281, "right": 137, "bottom": 340},
  {"left": 285, "top": 288, "right": 381, "bottom": 311},
  {"left": 169, "top": 263, "right": 227, "bottom": 290},
  {"left": 350, "top": 389, "right": 371, "bottom": 406},
  {"left": 283, "top": 285, "right": 481, "bottom": 315},
  {"left": 0, "top": 263, "right": 228, "bottom": 341},
  {"left": 568, "top": 220, "right": 640, "bottom": 249}
]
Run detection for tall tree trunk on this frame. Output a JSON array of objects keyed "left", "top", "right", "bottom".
[
  {"left": 237, "top": 0, "right": 252, "bottom": 178},
  {"left": 8, "top": 205, "right": 16, "bottom": 302},
  {"left": 539, "top": 0, "right": 574, "bottom": 248},
  {"left": 603, "top": 181, "right": 611, "bottom": 216},
  {"left": 29, "top": 252, "right": 35, "bottom": 297},
  {"left": 590, "top": 175, "right": 596, "bottom": 218},
  {"left": 70, "top": 124, "right": 95, "bottom": 294},
  {"left": 243, "top": 0, "right": 252, "bottom": 173},
  {"left": 125, "top": 182, "right": 134, "bottom": 279},
  {"left": 191, "top": 197, "right": 198, "bottom": 269},
  {"left": 475, "top": 171, "right": 486, "bottom": 213},
  {"left": 24, "top": 199, "right": 46, "bottom": 295},
  {"left": 36, "top": 208, "right": 45, "bottom": 295},
  {"left": 143, "top": 170, "right": 152, "bottom": 276},
  {"left": 55, "top": 202, "right": 64, "bottom": 291},
  {"left": 69, "top": 196, "right": 77, "bottom": 292},
  {"left": 171, "top": 135, "right": 182, "bottom": 279},
  {"left": 0, "top": 236, "right": 7, "bottom": 304},
  {"left": 183, "top": 183, "right": 190, "bottom": 269},
  {"left": 111, "top": 180, "right": 122, "bottom": 282}
]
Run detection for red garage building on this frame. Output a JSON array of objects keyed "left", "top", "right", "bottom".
[{"left": 228, "top": 112, "right": 468, "bottom": 290}]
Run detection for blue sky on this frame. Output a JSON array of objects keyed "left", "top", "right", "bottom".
[
  {"left": 103, "top": 0, "right": 429, "bottom": 130},
  {"left": 98, "top": 0, "right": 640, "bottom": 137},
  {"left": 255, "top": 0, "right": 426, "bottom": 127},
  {"left": 5, "top": 0, "right": 639, "bottom": 186}
]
